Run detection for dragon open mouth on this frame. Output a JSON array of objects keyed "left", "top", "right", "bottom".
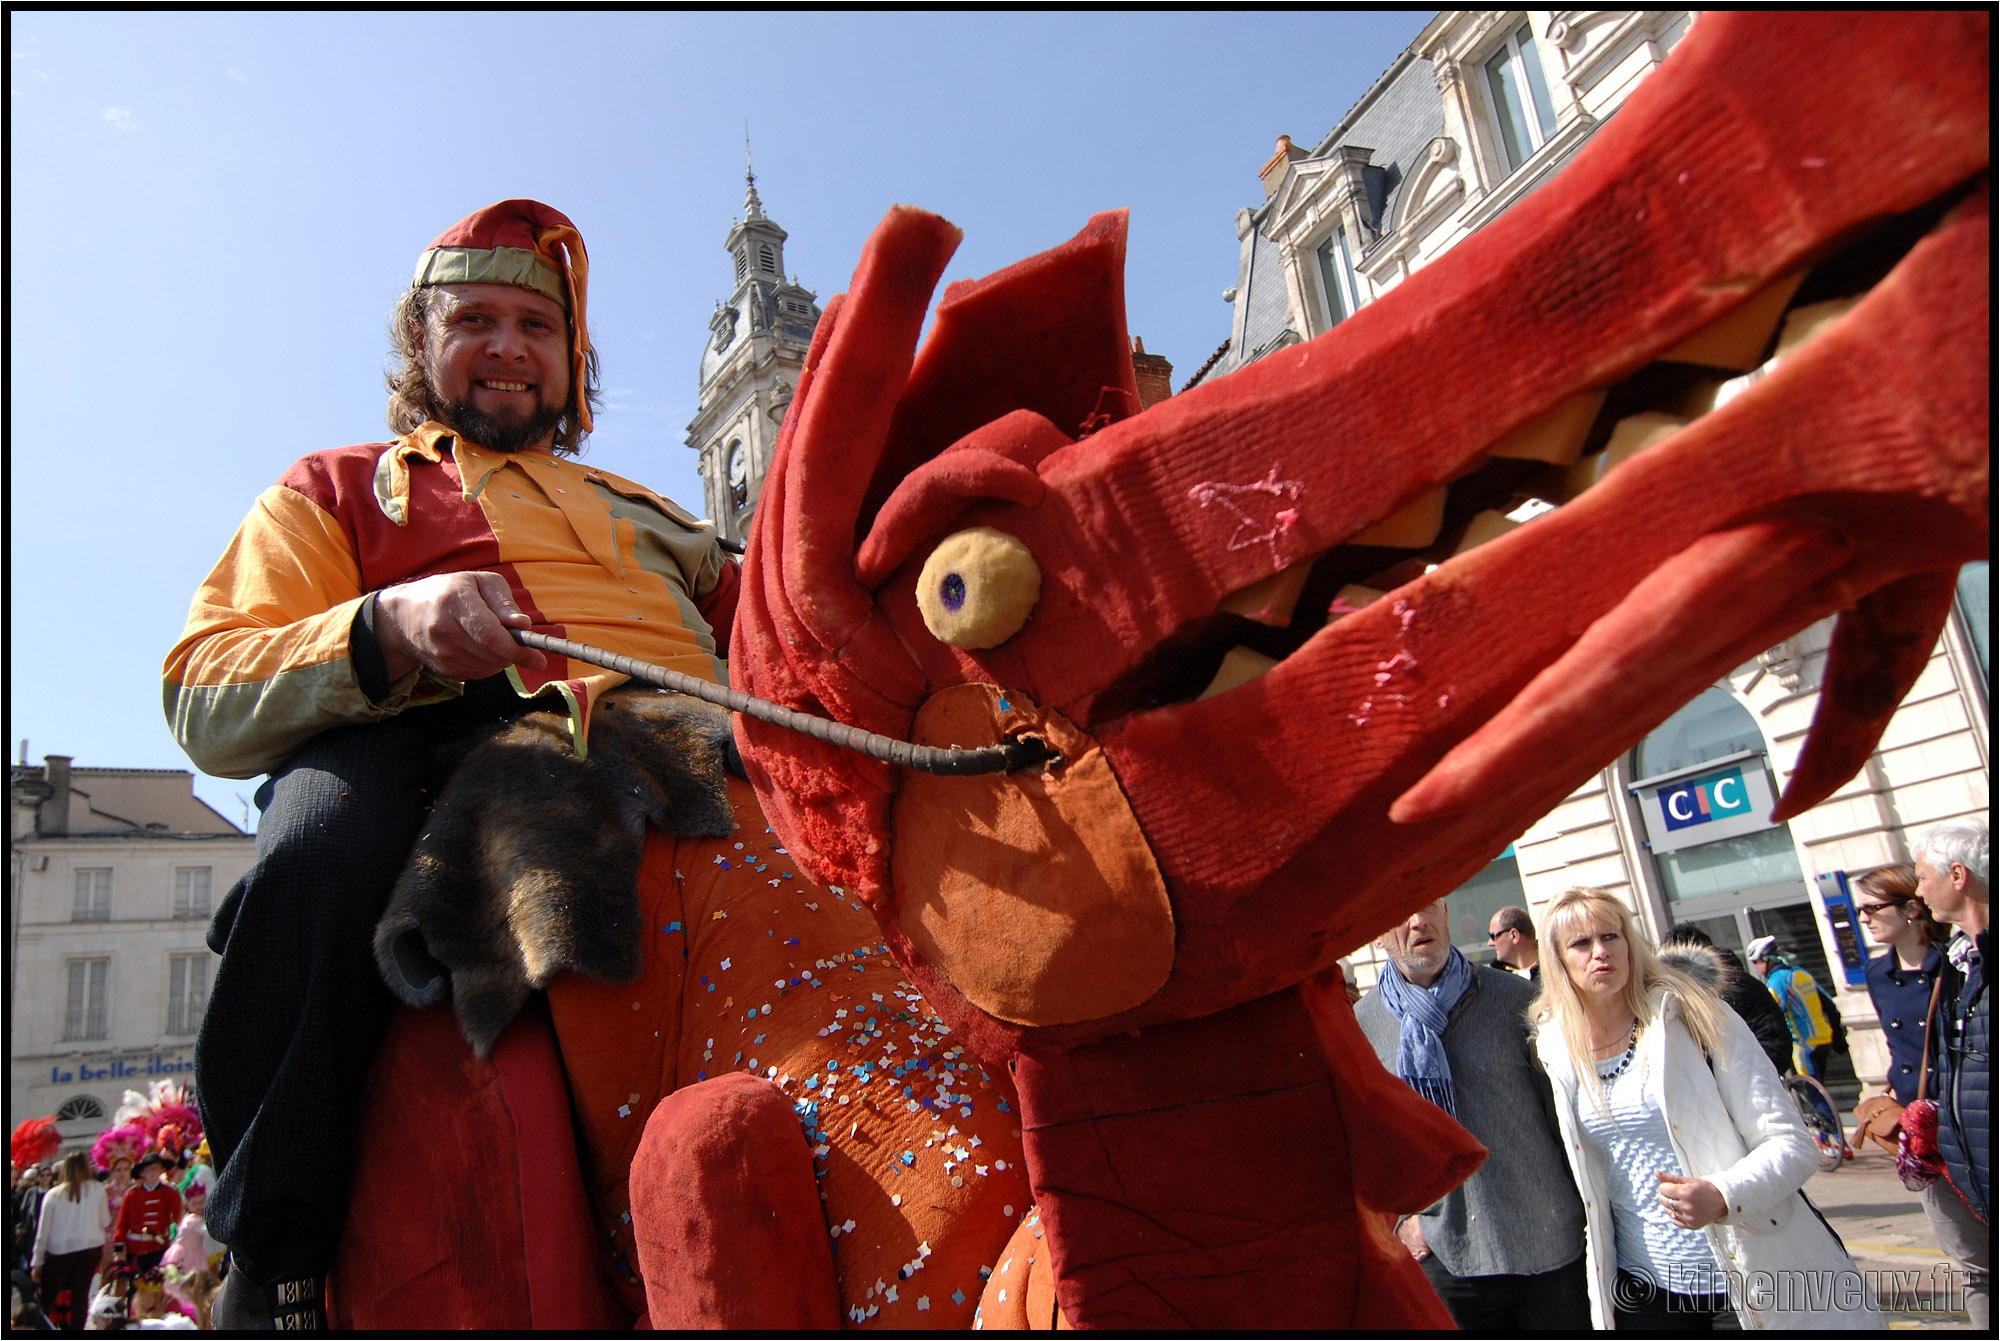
[{"left": 1104, "top": 189, "right": 1970, "bottom": 725}]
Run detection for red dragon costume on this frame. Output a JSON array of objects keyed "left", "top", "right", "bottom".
[{"left": 330, "top": 11, "right": 1987, "bottom": 1329}]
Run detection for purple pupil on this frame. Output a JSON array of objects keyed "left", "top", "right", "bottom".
[{"left": 941, "top": 573, "right": 967, "bottom": 612}]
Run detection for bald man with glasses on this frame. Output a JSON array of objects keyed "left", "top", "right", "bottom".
[{"left": 1487, "top": 906, "right": 1538, "bottom": 981}]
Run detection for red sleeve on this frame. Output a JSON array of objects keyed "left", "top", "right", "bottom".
[{"left": 695, "top": 558, "right": 742, "bottom": 660}]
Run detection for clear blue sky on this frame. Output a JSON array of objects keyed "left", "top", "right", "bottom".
[{"left": 9, "top": 10, "right": 1429, "bottom": 828}]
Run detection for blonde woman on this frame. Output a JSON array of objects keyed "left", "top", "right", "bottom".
[{"left": 1531, "top": 888, "right": 1880, "bottom": 1330}]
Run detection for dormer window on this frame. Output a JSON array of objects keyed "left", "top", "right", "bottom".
[{"left": 1484, "top": 22, "right": 1558, "bottom": 172}]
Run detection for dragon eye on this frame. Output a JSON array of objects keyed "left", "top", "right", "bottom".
[{"left": 916, "top": 527, "right": 1041, "bottom": 649}]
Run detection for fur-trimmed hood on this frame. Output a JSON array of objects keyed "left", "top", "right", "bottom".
[{"left": 1660, "top": 938, "right": 1733, "bottom": 995}]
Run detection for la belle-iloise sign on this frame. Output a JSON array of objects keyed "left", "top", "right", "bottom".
[{"left": 47, "top": 1052, "right": 195, "bottom": 1086}]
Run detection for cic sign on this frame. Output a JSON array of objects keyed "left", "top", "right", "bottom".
[{"left": 1633, "top": 753, "right": 1780, "bottom": 854}]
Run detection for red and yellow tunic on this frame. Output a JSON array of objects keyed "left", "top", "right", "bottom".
[{"left": 164, "top": 421, "right": 732, "bottom": 778}]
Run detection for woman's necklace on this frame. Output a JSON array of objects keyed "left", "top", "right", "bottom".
[{"left": 1595, "top": 1019, "right": 1641, "bottom": 1080}]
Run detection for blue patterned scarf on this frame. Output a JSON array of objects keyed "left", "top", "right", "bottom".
[{"left": 1376, "top": 947, "right": 1474, "bottom": 1118}]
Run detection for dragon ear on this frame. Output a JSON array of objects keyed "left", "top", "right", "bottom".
[{"left": 855, "top": 210, "right": 1139, "bottom": 543}]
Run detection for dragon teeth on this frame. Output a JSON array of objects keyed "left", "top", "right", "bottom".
[
  {"left": 1218, "top": 562, "right": 1312, "bottom": 626},
  {"left": 1198, "top": 645, "right": 1279, "bottom": 700},
  {"left": 1451, "top": 510, "right": 1522, "bottom": 556},
  {"left": 1659, "top": 269, "right": 1806, "bottom": 371},
  {"left": 1772, "top": 295, "right": 1863, "bottom": 360},
  {"left": 1350, "top": 486, "right": 1446, "bottom": 548},
  {"left": 1489, "top": 389, "right": 1606, "bottom": 466},
  {"left": 1564, "top": 411, "right": 1688, "bottom": 496}
]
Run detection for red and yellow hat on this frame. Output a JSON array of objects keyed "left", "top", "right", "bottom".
[{"left": 413, "top": 199, "right": 593, "bottom": 433}]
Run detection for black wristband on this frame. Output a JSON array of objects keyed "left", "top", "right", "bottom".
[{"left": 352, "top": 593, "right": 393, "bottom": 704}]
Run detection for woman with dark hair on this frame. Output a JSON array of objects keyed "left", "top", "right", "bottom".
[
  {"left": 29, "top": 1151, "right": 109, "bottom": 1331},
  {"left": 1856, "top": 865, "right": 1943, "bottom": 1106}
]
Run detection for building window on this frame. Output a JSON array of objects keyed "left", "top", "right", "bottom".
[
  {"left": 56, "top": 1095, "right": 104, "bottom": 1122},
  {"left": 1446, "top": 846, "right": 1529, "bottom": 965},
  {"left": 1484, "top": 21, "right": 1558, "bottom": 172},
  {"left": 1956, "top": 560, "right": 1989, "bottom": 687},
  {"left": 734, "top": 249, "right": 748, "bottom": 282},
  {"left": 167, "top": 954, "right": 210, "bottom": 1036},
  {"left": 63, "top": 959, "right": 110, "bottom": 1041},
  {"left": 173, "top": 867, "right": 212, "bottom": 920},
  {"left": 759, "top": 243, "right": 777, "bottom": 274},
  {"left": 73, "top": 869, "right": 111, "bottom": 922},
  {"left": 1314, "top": 228, "right": 1363, "bottom": 329}
]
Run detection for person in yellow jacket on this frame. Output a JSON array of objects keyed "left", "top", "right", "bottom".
[
  {"left": 163, "top": 199, "right": 737, "bottom": 1330},
  {"left": 1746, "top": 936, "right": 1835, "bottom": 1078}
]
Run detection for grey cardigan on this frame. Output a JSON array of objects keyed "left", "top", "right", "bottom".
[{"left": 1356, "top": 964, "right": 1585, "bottom": 1278}]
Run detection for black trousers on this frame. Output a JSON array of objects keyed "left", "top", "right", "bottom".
[
  {"left": 1613, "top": 1270, "right": 1741, "bottom": 1332},
  {"left": 196, "top": 682, "right": 528, "bottom": 1281},
  {"left": 1419, "top": 1252, "right": 1592, "bottom": 1332}
]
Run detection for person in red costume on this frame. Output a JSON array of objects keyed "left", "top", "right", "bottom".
[
  {"left": 111, "top": 1154, "right": 182, "bottom": 1275},
  {"left": 163, "top": 199, "right": 738, "bottom": 1329}
]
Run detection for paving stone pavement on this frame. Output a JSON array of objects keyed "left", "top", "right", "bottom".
[{"left": 1810, "top": 1140, "right": 1978, "bottom": 1330}]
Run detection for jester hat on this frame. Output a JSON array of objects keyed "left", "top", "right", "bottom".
[{"left": 412, "top": 198, "right": 594, "bottom": 434}]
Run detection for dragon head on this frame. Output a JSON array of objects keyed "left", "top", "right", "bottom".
[{"left": 733, "top": 11, "right": 1989, "bottom": 1067}]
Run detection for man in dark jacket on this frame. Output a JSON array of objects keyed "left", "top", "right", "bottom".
[
  {"left": 1665, "top": 923, "right": 1795, "bottom": 1076},
  {"left": 1915, "top": 819, "right": 1989, "bottom": 1330}
]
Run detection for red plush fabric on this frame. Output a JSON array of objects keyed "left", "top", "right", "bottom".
[
  {"left": 630, "top": 1071, "right": 843, "bottom": 1329},
  {"left": 331, "top": 1000, "right": 619, "bottom": 1330},
  {"left": 1012, "top": 987, "right": 1468, "bottom": 1330}
]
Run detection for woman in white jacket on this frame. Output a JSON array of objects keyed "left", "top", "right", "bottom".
[
  {"left": 30, "top": 1150, "right": 110, "bottom": 1332},
  {"left": 1531, "top": 887, "right": 1880, "bottom": 1330}
]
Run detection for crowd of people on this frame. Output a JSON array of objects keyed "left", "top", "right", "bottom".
[
  {"left": 9, "top": 1122, "right": 224, "bottom": 1329},
  {"left": 1357, "top": 816, "right": 1989, "bottom": 1332}
]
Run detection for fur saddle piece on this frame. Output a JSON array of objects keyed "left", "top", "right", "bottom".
[{"left": 374, "top": 688, "right": 740, "bottom": 1056}]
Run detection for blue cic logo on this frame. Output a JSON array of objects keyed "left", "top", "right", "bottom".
[{"left": 1660, "top": 766, "right": 1754, "bottom": 832}]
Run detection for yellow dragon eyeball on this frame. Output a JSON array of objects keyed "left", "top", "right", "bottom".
[{"left": 916, "top": 527, "right": 1042, "bottom": 650}]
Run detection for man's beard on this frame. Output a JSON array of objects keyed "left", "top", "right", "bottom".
[{"left": 433, "top": 391, "right": 564, "bottom": 455}]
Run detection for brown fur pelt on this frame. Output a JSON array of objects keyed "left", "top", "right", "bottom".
[{"left": 373, "top": 688, "right": 738, "bottom": 1056}]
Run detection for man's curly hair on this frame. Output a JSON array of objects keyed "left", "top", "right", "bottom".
[{"left": 385, "top": 285, "right": 602, "bottom": 455}]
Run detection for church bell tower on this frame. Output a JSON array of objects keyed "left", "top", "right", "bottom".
[{"left": 687, "top": 155, "right": 822, "bottom": 544}]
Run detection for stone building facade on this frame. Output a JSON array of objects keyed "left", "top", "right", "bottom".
[
  {"left": 1193, "top": 9, "right": 1991, "bottom": 1097},
  {"left": 9, "top": 754, "right": 253, "bottom": 1156}
]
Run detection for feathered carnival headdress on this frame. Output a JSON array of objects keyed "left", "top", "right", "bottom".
[
  {"left": 92, "top": 1080, "right": 202, "bottom": 1172},
  {"left": 11, "top": 1116, "right": 60, "bottom": 1173}
]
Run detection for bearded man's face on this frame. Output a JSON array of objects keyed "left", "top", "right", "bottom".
[{"left": 419, "top": 282, "right": 572, "bottom": 452}]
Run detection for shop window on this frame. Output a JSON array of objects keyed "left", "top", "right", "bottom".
[
  {"left": 1445, "top": 846, "right": 1529, "bottom": 965},
  {"left": 1956, "top": 560, "right": 1989, "bottom": 688},
  {"left": 1634, "top": 685, "right": 1762, "bottom": 778}
]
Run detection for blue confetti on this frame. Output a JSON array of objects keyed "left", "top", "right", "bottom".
[
  {"left": 998, "top": 1099, "right": 1010, "bottom": 1112},
  {"left": 900, "top": 1151, "right": 915, "bottom": 1166},
  {"left": 953, "top": 1290, "right": 966, "bottom": 1306},
  {"left": 661, "top": 922, "right": 683, "bottom": 934},
  {"left": 997, "top": 695, "right": 1011, "bottom": 713}
]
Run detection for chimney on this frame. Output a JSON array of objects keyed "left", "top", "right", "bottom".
[
  {"left": 1259, "top": 134, "right": 1311, "bottom": 199},
  {"left": 40, "top": 754, "right": 71, "bottom": 836},
  {"left": 1130, "top": 337, "right": 1175, "bottom": 410}
]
